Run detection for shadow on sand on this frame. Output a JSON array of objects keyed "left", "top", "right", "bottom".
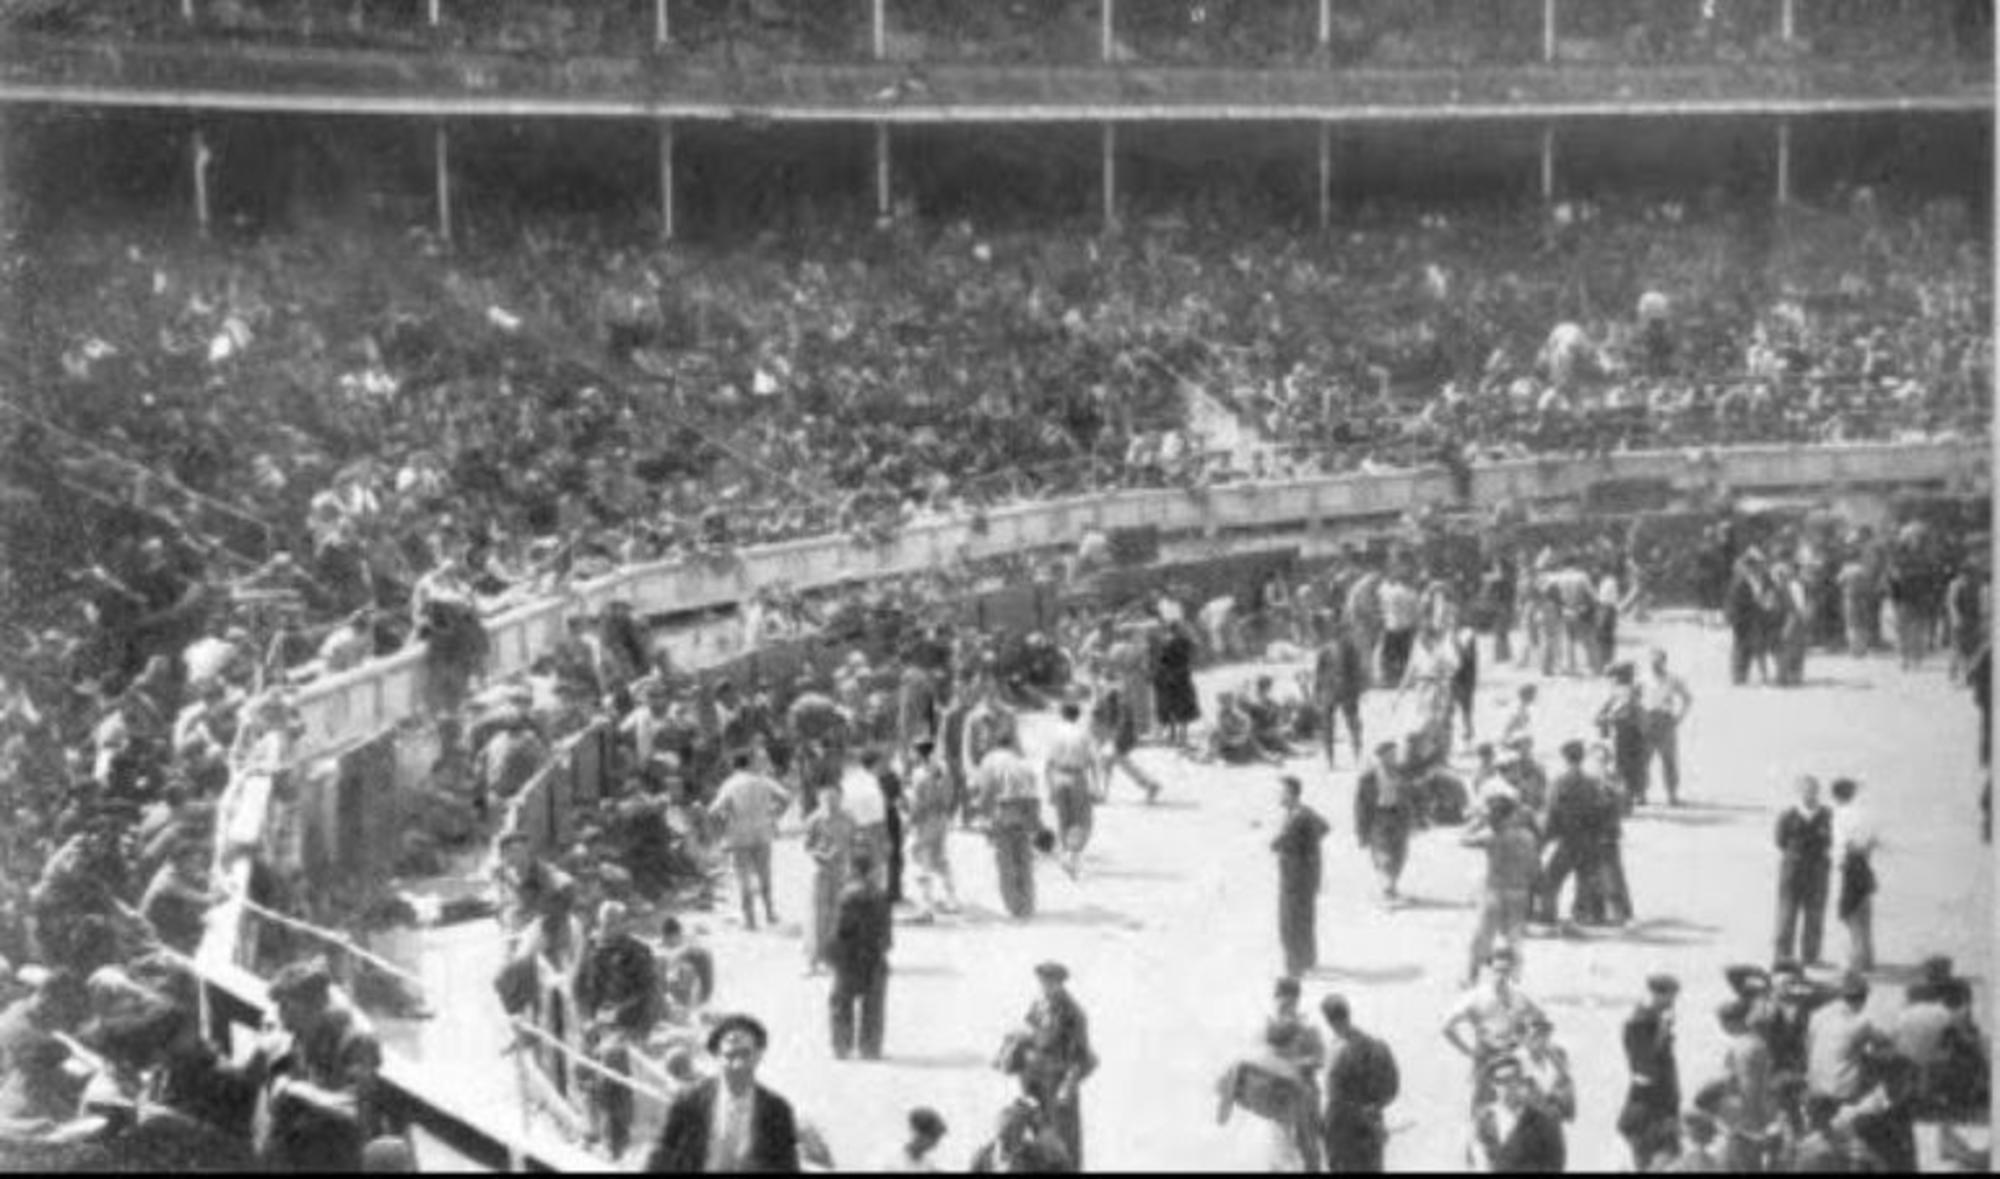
[
  {"left": 1313, "top": 962, "right": 1428, "bottom": 986},
  {"left": 884, "top": 1049, "right": 991, "bottom": 1071}
]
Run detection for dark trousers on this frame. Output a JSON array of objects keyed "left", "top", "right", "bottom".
[
  {"left": 1730, "top": 628, "right": 1761, "bottom": 685},
  {"left": 1534, "top": 839, "right": 1585, "bottom": 924},
  {"left": 1775, "top": 865, "right": 1830, "bottom": 966},
  {"left": 1323, "top": 697, "right": 1363, "bottom": 766},
  {"left": 1324, "top": 1114, "right": 1387, "bottom": 1173},
  {"left": 1279, "top": 869, "right": 1320, "bottom": 977},
  {"left": 1380, "top": 628, "right": 1416, "bottom": 687},
  {"left": 830, "top": 963, "right": 888, "bottom": 1059}
]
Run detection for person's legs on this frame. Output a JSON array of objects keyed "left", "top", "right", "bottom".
[
  {"left": 1536, "top": 841, "right": 1577, "bottom": 925},
  {"left": 1846, "top": 896, "right": 1875, "bottom": 973},
  {"left": 730, "top": 848, "right": 759, "bottom": 929},
  {"left": 1467, "top": 890, "right": 1501, "bottom": 984},
  {"left": 1800, "top": 869, "right": 1828, "bottom": 966},
  {"left": 829, "top": 972, "right": 857, "bottom": 1058},
  {"left": 753, "top": 842, "right": 777, "bottom": 923},
  {"left": 860, "top": 965, "right": 887, "bottom": 1059},
  {"left": 1775, "top": 877, "right": 1801, "bottom": 964}
]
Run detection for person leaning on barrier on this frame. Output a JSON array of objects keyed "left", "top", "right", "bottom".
[
  {"left": 573, "top": 900, "right": 662, "bottom": 1161},
  {"left": 244, "top": 955, "right": 390, "bottom": 1174}
]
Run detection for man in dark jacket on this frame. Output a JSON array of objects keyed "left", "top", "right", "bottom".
[
  {"left": 1532, "top": 741, "right": 1595, "bottom": 928},
  {"left": 828, "top": 856, "right": 893, "bottom": 1061},
  {"left": 574, "top": 901, "right": 663, "bottom": 1160},
  {"left": 643, "top": 1014, "right": 801, "bottom": 1172},
  {"left": 1477, "top": 1055, "right": 1566, "bottom": 1172},
  {"left": 1774, "top": 775, "right": 1833, "bottom": 967},
  {"left": 1321, "top": 994, "right": 1400, "bottom": 1173},
  {"left": 1314, "top": 623, "right": 1367, "bottom": 768},
  {"left": 1272, "top": 775, "right": 1332, "bottom": 978},
  {"left": 1618, "top": 974, "right": 1682, "bottom": 1171}
]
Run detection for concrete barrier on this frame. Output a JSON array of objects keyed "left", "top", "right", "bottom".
[{"left": 281, "top": 439, "right": 1984, "bottom": 763}]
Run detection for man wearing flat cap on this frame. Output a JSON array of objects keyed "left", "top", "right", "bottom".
[
  {"left": 1014, "top": 962, "right": 1094, "bottom": 1169},
  {"left": 1618, "top": 974, "right": 1682, "bottom": 1171},
  {"left": 245, "top": 955, "right": 386, "bottom": 1173},
  {"left": 643, "top": 1014, "right": 801, "bottom": 1172},
  {"left": 1473, "top": 1055, "right": 1566, "bottom": 1173}
]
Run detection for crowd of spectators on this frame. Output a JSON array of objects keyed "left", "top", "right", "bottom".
[{"left": 8, "top": 0, "right": 1989, "bottom": 66}]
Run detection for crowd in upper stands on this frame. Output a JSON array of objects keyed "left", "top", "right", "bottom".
[{"left": 10, "top": 0, "right": 1990, "bottom": 66}]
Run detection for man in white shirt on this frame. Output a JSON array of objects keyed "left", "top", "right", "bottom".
[
  {"left": 707, "top": 749, "right": 793, "bottom": 931},
  {"left": 1636, "top": 648, "right": 1693, "bottom": 806}
]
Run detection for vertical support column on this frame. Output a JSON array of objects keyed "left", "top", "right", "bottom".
[
  {"left": 872, "top": 0, "right": 886, "bottom": 59},
  {"left": 655, "top": 0, "right": 669, "bottom": 46},
  {"left": 1539, "top": 125, "right": 1556, "bottom": 206},
  {"left": 1543, "top": 0, "right": 1557, "bottom": 62},
  {"left": 658, "top": 121, "right": 676, "bottom": 242},
  {"left": 1318, "top": 0, "right": 1331, "bottom": 47},
  {"left": 1101, "top": 122, "right": 1118, "bottom": 231},
  {"left": 1101, "top": 0, "right": 1115, "bottom": 63},
  {"left": 1776, "top": 118, "right": 1792, "bottom": 208},
  {"left": 1316, "top": 121, "right": 1331, "bottom": 232},
  {"left": 434, "top": 121, "right": 453, "bottom": 246},
  {"left": 191, "top": 123, "right": 212, "bottom": 238},
  {"left": 874, "top": 122, "right": 892, "bottom": 222},
  {"left": 1780, "top": 0, "right": 1796, "bottom": 42},
  {"left": 428, "top": 0, "right": 441, "bottom": 27},
  {"left": 181, "top": 0, "right": 195, "bottom": 23}
]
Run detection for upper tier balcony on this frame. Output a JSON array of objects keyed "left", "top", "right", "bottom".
[{"left": 0, "top": 28, "right": 1989, "bottom": 121}]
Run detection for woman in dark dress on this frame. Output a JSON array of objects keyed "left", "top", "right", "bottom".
[{"left": 1153, "top": 621, "right": 1201, "bottom": 749}]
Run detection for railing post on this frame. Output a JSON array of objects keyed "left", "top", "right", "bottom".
[
  {"left": 874, "top": 122, "right": 892, "bottom": 222},
  {"left": 1539, "top": 125, "right": 1556, "bottom": 206},
  {"left": 1780, "top": 0, "right": 1796, "bottom": 43},
  {"left": 656, "top": 0, "right": 670, "bottom": 46},
  {"left": 1316, "top": 121, "right": 1331, "bottom": 232},
  {"left": 1776, "top": 118, "right": 1792, "bottom": 208},
  {"left": 658, "top": 120, "right": 675, "bottom": 242},
  {"left": 1101, "top": 0, "right": 1115, "bottom": 63},
  {"left": 1543, "top": 0, "right": 1557, "bottom": 62},
  {"left": 182, "top": 0, "right": 195, "bottom": 23},
  {"left": 1101, "top": 122, "right": 1118, "bottom": 231},
  {"left": 1317, "top": 0, "right": 1331, "bottom": 49},
  {"left": 191, "top": 124, "right": 212, "bottom": 239},
  {"left": 428, "top": 0, "right": 441, "bottom": 28},
  {"left": 434, "top": 121, "right": 453, "bottom": 246},
  {"left": 872, "top": 0, "right": 886, "bottom": 59}
]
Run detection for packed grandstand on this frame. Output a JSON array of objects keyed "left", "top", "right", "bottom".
[{"left": 0, "top": 0, "right": 1991, "bottom": 1170}]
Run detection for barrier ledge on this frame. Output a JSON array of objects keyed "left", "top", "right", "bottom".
[
  {"left": 183, "top": 950, "right": 597, "bottom": 1173},
  {"left": 285, "top": 440, "right": 1983, "bottom": 762}
]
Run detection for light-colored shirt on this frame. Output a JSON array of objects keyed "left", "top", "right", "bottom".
[
  {"left": 1636, "top": 670, "right": 1690, "bottom": 718},
  {"left": 842, "top": 766, "right": 887, "bottom": 829},
  {"left": 1806, "top": 1002, "right": 1879, "bottom": 1102},
  {"left": 1831, "top": 802, "right": 1879, "bottom": 858},
  {"left": 706, "top": 1082, "right": 758, "bottom": 1173},
  {"left": 1380, "top": 582, "right": 1421, "bottom": 631},
  {"left": 708, "top": 771, "right": 790, "bottom": 849}
]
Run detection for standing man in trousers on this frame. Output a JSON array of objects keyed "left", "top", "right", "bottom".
[
  {"left": 1016, "top": 962, "right": 1096, "bottom": 1170},
  {"left": 1637, "top": 647, "right": 1693, "bottom": 806},
  {"left": 1830, "top": 777, "right": 1880, "bottom": 974},
  {"left": 802, "top": 779, "right": 855, "bottom": 976},
  {"left": 1774, "top": 775, "right": 1833, "bottom": 968},
  {"left": 828, "top": 854, "right": 893, "bottom": 1061},
  {"left": 1463, "top": 794, "right": 1539, "bottom": 987},
  {"left": 1618, "top": 974, "right": 1683, "bottom": 1171},
  {"left": 1272, "top": 774, "right": 1331, "bottom": 978},
  {"left": 976, "top": 725, "right": 1043, "bottom": 920},
  {"left": 1322, "top": 994, "right": 1401, "bottom": 1174}
]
